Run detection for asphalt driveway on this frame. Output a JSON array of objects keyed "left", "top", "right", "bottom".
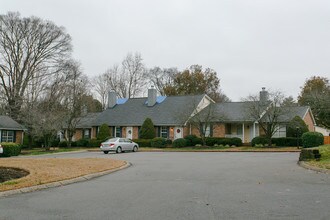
[{"left": 0, "top": 152, "right": 329, "bottom": 220}]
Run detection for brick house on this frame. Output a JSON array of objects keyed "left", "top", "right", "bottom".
[
  {"left": 0, "top": 115, "right": 25, "bottom": 144},
  {"left": 70, "top": 87, "right": 315, "bottom": 144}
]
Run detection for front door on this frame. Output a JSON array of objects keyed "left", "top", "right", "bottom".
[
  {"left": 126, "top": 127, "right": 133, "bottom": 139},
  {"left": 174, "top": 127, "right": 183, "bottom": 139}
]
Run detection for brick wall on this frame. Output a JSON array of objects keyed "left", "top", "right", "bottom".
[
  {"left": 303, "top": 110, "right": 315, "bottom": 132},
  {"left": 212, "top": 123, "right": 225, "bottom": 137},
  {"left": 15, "top": 131, "right": 23, "bottom": 144}
]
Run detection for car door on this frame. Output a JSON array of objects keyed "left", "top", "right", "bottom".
[{"left": 119, "top": 138, "right": 127, "bottom": 150}]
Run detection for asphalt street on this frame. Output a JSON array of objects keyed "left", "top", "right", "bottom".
[{"left": 0, "top": 151, "right": 329, "bottom": 220}]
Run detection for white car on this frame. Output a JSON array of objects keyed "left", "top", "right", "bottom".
[{"left": 100, "top": 138, "right": 139, "bottom": 154}]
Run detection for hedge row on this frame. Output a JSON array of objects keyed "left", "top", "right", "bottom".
[
  {"left": 58, "top": 138, "right": 103, "bottom": 148},
  {"left": 251, "top": 136, "right": 303, "bottom": 147},
  {"left": 172, "top": 136, "right": 243, "bottom": 148},
  {"left": 133, "top": 138, "right": 173, "bottom": 148},
  {"left": 0, "top": 142, "right": 21, "bottom": 157},
  {"left": 252, "top": 132, "right": 324, "bottom": 148}
]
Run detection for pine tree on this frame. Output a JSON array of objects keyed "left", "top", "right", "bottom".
[
  {"left": 139, "top": 118, "right": 156, "bottom": 139},
  {"left": 97, "top": 124, "right": 111, "bottom": 140}
]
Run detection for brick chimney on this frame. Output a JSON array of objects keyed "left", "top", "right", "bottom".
[
  {"left": 259, "top": 87, "right": 269, "bottom": 106},
  {"left": 147, "top": 86, "right": 157, "bottom": 107},
  {"left": 108, "top": 90, "right": 117, "bottom": 108}
]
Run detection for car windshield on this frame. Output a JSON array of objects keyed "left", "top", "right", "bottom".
[{"left": 106, "top": 138, "right": 119, "bottom": 142}]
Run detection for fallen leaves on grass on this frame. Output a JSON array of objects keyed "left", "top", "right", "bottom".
[{"left": 0, "top": 158, "right": 126, "bottom": 192}]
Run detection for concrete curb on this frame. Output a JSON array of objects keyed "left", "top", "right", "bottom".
[
  {"left": 298, "top": 161, "right": 330, "bottom": 174},
  {"left": 0, "top": 162, "right": 131, "bottom": 198},
  {"left": 138, "top": 150, "right": 301, "bottom": 153}
]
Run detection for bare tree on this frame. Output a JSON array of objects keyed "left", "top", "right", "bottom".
[
  {"left": 91, "top": 73, "right": 109, "bottom": 109},
  {"left": 121, "top": 53, "right": 146, "bottom": 98},
  {"left": 244, "top": 90, "right": 288, "bottom": 146},
  {"left": 0, "top": 12, "right": 72, "bottom": 120},
  {"left": 146, "top": 67, "right": 177, "bottom": 95},
  {"left": 99, "top": 53, "right": 146, "bottom": 99},
  {"left": 61, "top": 60, "right": 88, "bottom": 147}
]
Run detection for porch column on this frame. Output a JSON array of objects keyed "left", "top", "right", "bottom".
[
  {"left": 242, "top": 123, "right": 245, "bottom": 143},
  {"left": 253, "top": 123, "right": 256, "bottom": 139}
]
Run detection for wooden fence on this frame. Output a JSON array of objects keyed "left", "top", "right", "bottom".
[{"left": 325, "top": 136, "right": 330, "bottom": 145}]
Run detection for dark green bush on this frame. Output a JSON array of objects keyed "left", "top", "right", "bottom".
[
  {"left": 76, "top": 138, "right": 89, "bottom": 147},
  {"left": 133, "top": 139, "right": 152, "bottom": 147},
  {"left": 205, "top": 137, "right": 242, "bottom": 146},
  {"left": 230, "top": 137, "right": 243, "bottom": 146},
  {"left": 50, "top": 138, "right": 60, "bottom": 147},
  {"left": 184, "top": 135, "right": 202, "bottom": 146},
  {"left": 287, "top": 116, "right": 309, "bottom": 138},
  {"left": 58, "top": 141, "right": 68, "bottom": 148},
  {"left": 0, "top": 142, "right": 21, "bottom": 157},
  {"left": 70, "top": 141, "right": 77, "bottom": 147},
  {"left": 150, "top": 137, "right": 167, "bottom": 148},
  {"left": 302, "top": 132, "right": 324, "bottom": 148},
  {"left": 139, "top": 118, "right": 156, "bottom": 139},
  {"left": 88, "top": 138, "right": 102, "bottom": 147},
  {"left": 271, "top": 137, "right": 302, "bottom": 146},
  {"left": 205, "top": 137, "right": 217, "bottom": 146},
  {"left": 172, "top": 138, "right": 188, "bottom": 148},
  {"left": 166, "top": 139, "right": 173, "bottom": 145},
  {"left": 251, "top": 136, "right": 268, "bottom": 146}
]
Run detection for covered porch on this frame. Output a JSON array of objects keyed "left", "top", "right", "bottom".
[{"left": 224, "top": 122, "right": 259, "bottom": 143}]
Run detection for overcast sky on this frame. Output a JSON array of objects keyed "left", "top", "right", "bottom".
[{"left": 1, "top": 0, "right": 329, "bottom": 101}]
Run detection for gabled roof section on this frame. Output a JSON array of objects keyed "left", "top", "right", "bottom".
[
  {"left": 95, "top": 94, "right": 205, "bottom": 126},
  {"left": 276, "top": 106, "right": 312, "bottom": 123},
  {"left": 0, "top": 115, "right": 25, "bottom": 130}
]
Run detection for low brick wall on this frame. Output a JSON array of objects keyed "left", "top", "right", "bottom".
[{"left": 299, "top": 148, "right": 321, "bottom": 161}]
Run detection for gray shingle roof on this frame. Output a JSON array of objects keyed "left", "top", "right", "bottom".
[
  {"left": 0, "top": 115, "right": 25, "bottom": 130},
  {"left": 95, "top": 94, "right": 205, "bottom": 126},
  {"left": 276, "top": 106, "right": 310, "bottom": 122},
  {"left": 76, "top": 113, "right": 101, "bottom": 128},
  {"left": 195, "top": 102, "right": 256, "bottom": 123},
  {"left": 195, "top": 103, "right": 311, "bottom": 123}
]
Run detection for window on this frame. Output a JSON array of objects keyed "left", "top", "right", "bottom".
[
  {"left": 160, "top": 126, "right": 168, "bottom": 138},
  {"left": 83, "top": 129, "right": 90, "bottom": 139},
  {"left": 1, "top": 130, "right": 15, "bottom": 142},
  {"left": 204, "top": 124, "right": 211, "bottom": 137},
  {"left": 237, "top": 125, "right": 243, "bottom": 135},
  {"left": 115, "top": 127, "right": 122, "bottom": 137},
  {"left": 273, "top": 126, "right": 286, "bottom": 138},
  {"left": 225, "top": 124, "right": 232, "bottom": 134}
]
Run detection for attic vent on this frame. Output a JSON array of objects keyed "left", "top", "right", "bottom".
[
  {"left": 145, "top": 96, "right": 167, "bottom": 105},
  {"left": 117, "top": 98, "right": 128, "bottom": 105}
]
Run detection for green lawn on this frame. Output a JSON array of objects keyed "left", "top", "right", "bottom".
[{"left": 307, "top": 145, "right": 330, "bottom": 169}]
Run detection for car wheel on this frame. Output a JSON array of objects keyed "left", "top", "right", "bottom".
[
  {"left": 133, "top": 146, "right": 138, "bottom": 152},
  {"left": 103, "top": 151, "right": 109, "bottom": 154},
  {"left": 116, "top": 147, "right": 122, "bottom": 153}
]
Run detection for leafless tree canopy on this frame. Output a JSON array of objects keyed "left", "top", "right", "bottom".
[
  {"left": 95, "top": 53, "right": 146, "bottom": 99},
  {"left": 146, "top": 67, "right": 177, "bottom": 96},
  {"left": 0, "top": 12, "right": 72, "bottom": 119},
  {"left": 244, "top": 90, "right": 288, "bottom": 145}
]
